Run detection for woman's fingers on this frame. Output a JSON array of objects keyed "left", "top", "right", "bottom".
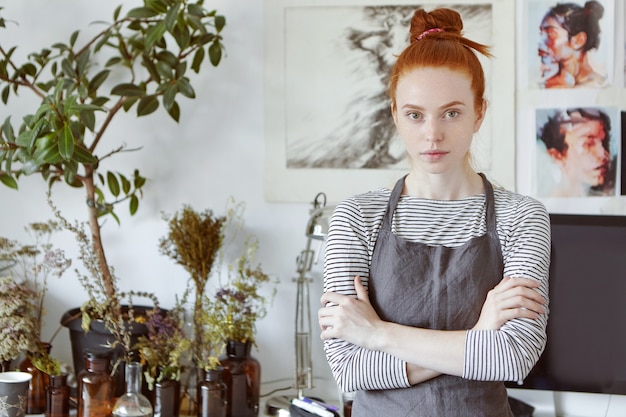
[{"left": 473, "top": 276, "right": 547, "bottom": 330}]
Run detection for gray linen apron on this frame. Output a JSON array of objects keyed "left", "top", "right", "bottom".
[{"left": 353, "top": 174, "right": 513, "bottom": 417}]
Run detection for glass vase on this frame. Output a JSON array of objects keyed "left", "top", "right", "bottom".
[
  {"left": 45, "top": 372, "right": 70, "bottom": 417},
  {"left": 112, "top": 362, "right": 154, "bottom": 417},
  {"left": 197, "top": 368, "right": 227, "bottom": 417},
  {"left": 19, "top": 341, "right": 52, "bottom": 414},
  {"left": 220, "top": 341, "right": 261, "bottom": 417}
]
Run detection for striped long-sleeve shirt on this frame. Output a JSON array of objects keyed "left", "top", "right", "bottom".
[{"left": 322, "top": 185, "right": 551, "bottom": 392}]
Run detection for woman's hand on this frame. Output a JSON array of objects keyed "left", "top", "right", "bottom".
[
  {"left": 472, "top": 276, "right": 547, "bottom": 331},
  {"left": 318, "top": 276, "right": 383, "bottom": 350}
]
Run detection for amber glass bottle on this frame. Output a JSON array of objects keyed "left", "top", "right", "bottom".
[
  {"left": 46, "top": 372, "right": 70, "bottom": 417},
  {"left": 19, "top": 342, "right": 52, "bottom": 414},
  {"left": 77, "top": 348, "right": 114, "bottom": 417},
  {"left": 220, "top": 341, "right": 261, "bottom": 417}
]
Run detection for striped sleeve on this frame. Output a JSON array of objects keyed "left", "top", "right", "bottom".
[
  {"left": 323, "top": 196, "right": 411, "bottom": 392},
  {"left": 464, "top": 195, "right": 551, "bottom": 382}
]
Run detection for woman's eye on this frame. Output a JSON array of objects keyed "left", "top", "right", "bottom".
[
  {"left": 408, "top": 112, "right": 421, "bottom": 120},
  {"left": 445, "top": 110, "right": 459, "bottom": 118}
]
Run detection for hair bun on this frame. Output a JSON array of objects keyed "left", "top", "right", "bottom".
[{"left": 409, "top": 8, "right": 463, "bottom": 43}]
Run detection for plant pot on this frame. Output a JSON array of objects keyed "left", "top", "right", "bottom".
[{"left": 60, "top": 305, "right": 159, "bottom": 397}]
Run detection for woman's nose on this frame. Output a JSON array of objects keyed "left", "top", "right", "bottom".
[{"left": 424, "top": 119, "right": 443, "bottom": 142}]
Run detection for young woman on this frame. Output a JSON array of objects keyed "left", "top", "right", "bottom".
[{"left": 318, "top": 8, "right": 550, "bottom": 417}]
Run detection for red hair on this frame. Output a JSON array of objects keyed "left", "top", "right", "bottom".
[{"left": 389, "top": 8, "right": 492, "bottom": 111}]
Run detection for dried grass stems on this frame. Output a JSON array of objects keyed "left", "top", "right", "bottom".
[
  {"left": 49, "top": 194, "right": 159, "bottom": 365},
  {"left": 159, "top": 204, "right": 226, "bottom": 366}
]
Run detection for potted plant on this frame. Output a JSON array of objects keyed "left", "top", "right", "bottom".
[{"left": 0, "top": 0, "right": 227, "bottom": 373}]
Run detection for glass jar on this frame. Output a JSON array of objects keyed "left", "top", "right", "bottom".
[
  {"left": 112, "top": 361, "right": 153, "bottom": 417},
  {"left": 197, "top": 368, "right": 227, "bottom": 417},
  {"left": 77, "top": 348, "right": 114, "bottom": 417},
  {"left": 45, "top": 372, "right": 70, "bottom": 417},
  {"left": 220, "top": 341, "right": 261, "bottom": 417}
]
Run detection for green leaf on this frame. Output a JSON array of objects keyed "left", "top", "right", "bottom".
[
  {"left": 1, "top": 117, "right": 15, "bottom": 142},
  {"left": 127, "top": 7, "right": 159, "bottom": 18},
  {"left": 141, "top": 55, "right": 161, "bottom": 83},
  {"left": 0, "top": 174, "right": 18, "bottom": 189},
  {"left": 61, "top": 58, "right": 75, "bottom": 77},
  {"left": 177, "top": 78, "right": 195, "bottom": 99},
  {"left": 130, "top": 194, "right": 139, "bottom": 215},
  {"left": 208, "top": 41, "right": 222, "bottom": 66},
  {"left": 63, "top": 160, "right": 79, "bottom": 185},
  {"left": 191, "top": 47, "right": 204, "bottom": 73},
  {"left": 79, "top": 109, "right": 96, "bottom": 132},
  {"left": 146, "top": 22, "right": 167, "bottom": 50},
  {"left": 137, "top": 96, "right": 159, "bottom": 116},
  {"left": 15, "top": 130, "right": 33, "bottom": 147},
  {"left": 215, "top": 15, "right": 226, "bottom": 32},
  {"left": 72, "top": 144, "right": 97, "bottom": 164},
  {"left": 107, "top": 171, "right": 120, "bottom": 197},
  {"left": 164, "top": 3, "right": 180, "bottom": 31},
  {"left": 1, "top": 85, "right": 9, "bottom": 105},
  {"left": 134, "top": 171, "right": 146, "bottom": 189},
  {"left": 162, "top": 85, "right": 177, "bottom": 110},
  {"left": 123, "top": 96, "right": 139, "bottom": 112},
  {"left": 167, "top": 101, "right": 180, "bottom": 122},
  {"left": 69, "top": 30, "right": 79, "bottom": 47},
  {"left": 59, "top": 123, "right": 75, "bottom": 160},
  {"left": 88, "top": 70, "right": 111, "bottom": 94},
  {"left": 120, "top": 174, "right": 131, "bottom": 194},
  {"left": 111, "top": 83, "right": 146, "bottom": 97}
]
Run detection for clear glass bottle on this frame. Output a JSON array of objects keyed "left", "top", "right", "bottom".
[
  {"left": 77, "top": 348, "right": 114, "bottom": 417},
  {"left": 112, "top": 361, "right": 154, "bottom": 417}
]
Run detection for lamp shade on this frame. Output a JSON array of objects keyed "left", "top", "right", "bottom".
[{"left": 305, "top": 205, "right": 335, "bottom": 240}]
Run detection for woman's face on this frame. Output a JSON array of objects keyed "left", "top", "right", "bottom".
[
  {"left": 391, "top": 67, "right": 484, "bottom": 176},
  {"left": 556, "top": 117, "right": 610, "bottom": 188},
  {"left": 538, "top": 15, "right": 578, "bottom": 75}
]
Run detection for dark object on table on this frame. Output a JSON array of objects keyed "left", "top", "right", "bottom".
[{"left": 509, "top": 396, "right": 535, "bottom": 417}]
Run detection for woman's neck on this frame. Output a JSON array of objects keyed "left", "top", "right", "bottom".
[{"left": 403, "top": 169, "right": 483, "bottom": 200}]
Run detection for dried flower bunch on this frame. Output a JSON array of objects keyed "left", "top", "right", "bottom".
[
  {"left": 0, "top": 220, "right": 71, "bottom": 343},
  {"left": 209, "top": 236, "right": 274, "bottom": 345},
  {"left": 159, "top": 204, "right": 226, "bottom": 364},
  {"left": 135, "top": 308, "right": 191, "bottom": 390},
  {"left": 160, "top": 199, "right": 275, "bottom": 371},
  {"left": 197, "top": 200, "right": 276, "bottom": 370},
  {"left": 0, "top": 276, "right": 38, "bottom": 367}
]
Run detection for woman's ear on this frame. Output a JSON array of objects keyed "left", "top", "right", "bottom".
[
  {"left": 473, "top": 99, "right": 487, "bottom": 133},
  {"left": 391, "top": 102, "right": 399, "bottom": 127}
]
